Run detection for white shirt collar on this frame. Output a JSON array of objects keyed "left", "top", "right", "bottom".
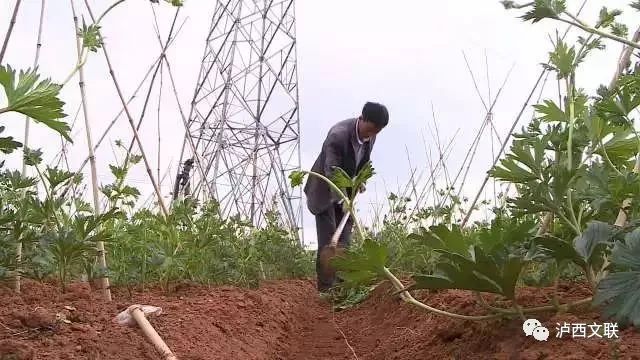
[{"left": 355, "top": 117, "right": 364, "bottom": 145}]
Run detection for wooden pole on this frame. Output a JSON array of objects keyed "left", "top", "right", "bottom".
[
  {"left": 0, "top": 0, "right": 22, "bottom": 63},
  {"left": 70, "top": 0, "right": 112, "bottom": 301},
  {"left": 15, "top": 0, "right": 46, "bottom": 294},
  {"left": 130, "top": 306, "right": 178, "bottom": 360}
]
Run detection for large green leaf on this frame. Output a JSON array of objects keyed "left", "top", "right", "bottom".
[
  {"left": 584, "top": 114, "right": 606, "bottom": 144},
  {"left": 407, "top": 224, "right": 470, "bottom": 257},
  {"left": 476, "top": 216, "right": 537, "bottom": 253},
  {"left": 409, "top": 246, "right": 525, "bottom": 299},
  {"left": 547, "top": 37, "right": 576, "bottom": 79},
  {"left": 44, "top": 167, "right": 75, "bottom": 191},
  {"left": 352, "top": 161, "right": 375, "bottom": 190},
  {"left": 574, "top": 221, "right": 615, "bottom": 266},
  {"left": 0, "top": 65, "right": 71, "bottom": 141},
  {"left": 533, "top": 99, "right": 567, "bottom": 122},
  {"left": 533, "top": 235, "right": 585, "bottom": 266},
  {"left": 489, "top": 138, "right": 546, "bottom": 184},
  {"left": 332, "top": 238, "right": 388, "bottom": 286},
  {"left": 594, "top": 129, "right": 637, "bottom": 164},
  {"left": 520, "top": 0, "right": 567, "bottom": 23},
  {"left": 330, "top": 166, "right": 353, "bottom": 190},
  {"left": 594, "top": 228, "right": 640, "bottom": 327}
]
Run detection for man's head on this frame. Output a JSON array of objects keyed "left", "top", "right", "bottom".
[{"left": 358, "top": 101, "right": 388, "bottom": 141}]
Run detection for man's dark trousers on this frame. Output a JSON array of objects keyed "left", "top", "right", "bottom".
[{"left": 315, "top": 202, "right": 353, "bottom": 291}]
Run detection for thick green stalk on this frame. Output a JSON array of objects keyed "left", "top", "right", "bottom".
[
  {"left": 564, "top": 75, "right": 582, "bottom": 237},
  {"left": 566, "top": 77, "right": 575, "bottom": 171},
  {"left": 385, "top": 267, "right": 592, "bottom": 319},
  {"left": 560, "top": 12, "right": 640, "bottom": 50},
  {"left": 297, "top": 170, "right": 364, "bottom": 237}
]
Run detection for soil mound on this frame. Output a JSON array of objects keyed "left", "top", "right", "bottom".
[{"left": 334, "top": 281, "right": 640, "bottom": 359}]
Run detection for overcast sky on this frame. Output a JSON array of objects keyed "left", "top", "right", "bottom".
[{"left": 0, "top": 0, "right": 635, "bottom": 248}]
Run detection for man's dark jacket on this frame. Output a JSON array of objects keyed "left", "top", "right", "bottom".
[{"left": 304, "top": 118, "right": 376, "bottom": 215}]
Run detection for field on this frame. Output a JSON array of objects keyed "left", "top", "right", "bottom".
[
  {"left": 2, "top": 278, "right": 638, "bottom": 359},
  {"left": 3, "top": 1, "right": 640, "bottom": 359}
]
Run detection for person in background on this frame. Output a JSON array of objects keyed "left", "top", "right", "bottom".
[{"left": 304, "top": 101, "right": 389, "bottom": 292}]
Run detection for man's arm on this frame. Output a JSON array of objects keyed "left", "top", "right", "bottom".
[{"left": 322, "top": 132, "right": 343, "bottom": 204}]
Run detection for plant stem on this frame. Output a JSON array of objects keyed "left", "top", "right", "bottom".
[
  {"left": 566, "top": 77, "right": 575, "bottom": 171},
  {"left": 557, "top": 210, "right": 581, "bottom": 235},
  {"left": 95, "top": 0, "right": 125, "bottom": 24},
  {"left": 598, "top": 140, "right": 623, "bottom": 176},
  {"left": 385, "top": 267, "right": 593, "bottom": 319},
  {"left": 0, "top": 0, "right": 22, "bottom": 64},
  {"left": 512, "top": 299, "right": 526, "bottom": 321},
  {"left": 33, "top": 165, "right": 63, "bottom": 231},
  {"left": 60, "top": 0, "right": 124, "bottom": 88},
  {"left": 297, "top": 170, "right": 365, "bottom": 236},
  {"left": 559, "top": 12, "right": 640, "bottom": 50},
  {"left": 566, "top": 190, "right": 580, "bottom": 231},
  {"left": 564, "top": 74, "right": 582, "bottom": 236},
  {"left": 382, "top": 267, "right": 501, "bottom": 320},
  {"left": 61, "top": 50, "right": 89, "bottom": 87}
]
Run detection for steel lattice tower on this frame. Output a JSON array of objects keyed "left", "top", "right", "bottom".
[{"left": 175, "top": 0, "right": 303, "bottom": 241}]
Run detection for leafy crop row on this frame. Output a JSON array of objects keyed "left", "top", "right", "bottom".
[
  {"left": 0, "top": 0, "right": 313, "bottom": 295},
  {"left": 0, "top": 146, "right": 314, "bottom": 292}
]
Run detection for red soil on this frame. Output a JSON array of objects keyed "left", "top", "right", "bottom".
[{"left": 0, "top": 279, "right": 638, "bottom": 359}]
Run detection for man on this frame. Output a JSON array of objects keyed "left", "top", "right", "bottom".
[{"left": 304, "top": 101, "right": 389, "bottom": 292}]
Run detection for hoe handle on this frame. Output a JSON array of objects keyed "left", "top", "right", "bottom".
[{"left": 330, "top": 211, "right": 351, "bottom": 248}]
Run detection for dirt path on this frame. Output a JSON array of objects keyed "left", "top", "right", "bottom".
[{"left": 279, "top": 293, "right": 356, "bottom": 360}]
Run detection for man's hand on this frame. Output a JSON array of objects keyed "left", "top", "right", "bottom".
[
  {"left": 337, "top": 198, "right": 349, "bottom": 213},
  {"left": 358, "top": 184, "right": 366, "bottom": 193}
]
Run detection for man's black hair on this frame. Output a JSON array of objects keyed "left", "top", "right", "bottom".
[{"left": 361, "top": 102, "right": 389, "bottom": 128}]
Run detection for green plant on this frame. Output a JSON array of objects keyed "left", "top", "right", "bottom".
[
  {"left": 0, "top": 65, "right": 71, "bottom": 148},
  {"left": 39, "top": 209, "right": 121, "bottom": 292}
]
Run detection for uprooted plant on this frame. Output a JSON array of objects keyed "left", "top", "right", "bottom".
[{"left": 289, "top": 2, "right": 640, "bottom": 327}]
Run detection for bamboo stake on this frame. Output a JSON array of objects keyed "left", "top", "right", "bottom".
[
  {"left": 461, "top": 70, "right": 546, "bottom": 227},
  {"left": 20, "top": 0, "right": 45, "bottom": 175},
  {"left": 130, "top": 306, "right": 178, "bottom": 360},
  {"left": 70, "top": 0, "right": 111, "bottom": 302},
  {"left": 82, "top": 0, "right": 169, "bottom": 218},
  {"left": 157, "top": 58, "right": 163, "bottom": 183},
  {"left": 14, "top": 0, "right": 46, "bottom": 294},
  {"left": 59, "top": 53, "right": 173, "bottom": 200},
  {"left": 0, "top": 0, "right": 22, "bottom": 64}
]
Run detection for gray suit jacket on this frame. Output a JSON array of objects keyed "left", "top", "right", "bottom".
[{"left": 304, "top": 118, "right": 376, "bottom": 215}]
